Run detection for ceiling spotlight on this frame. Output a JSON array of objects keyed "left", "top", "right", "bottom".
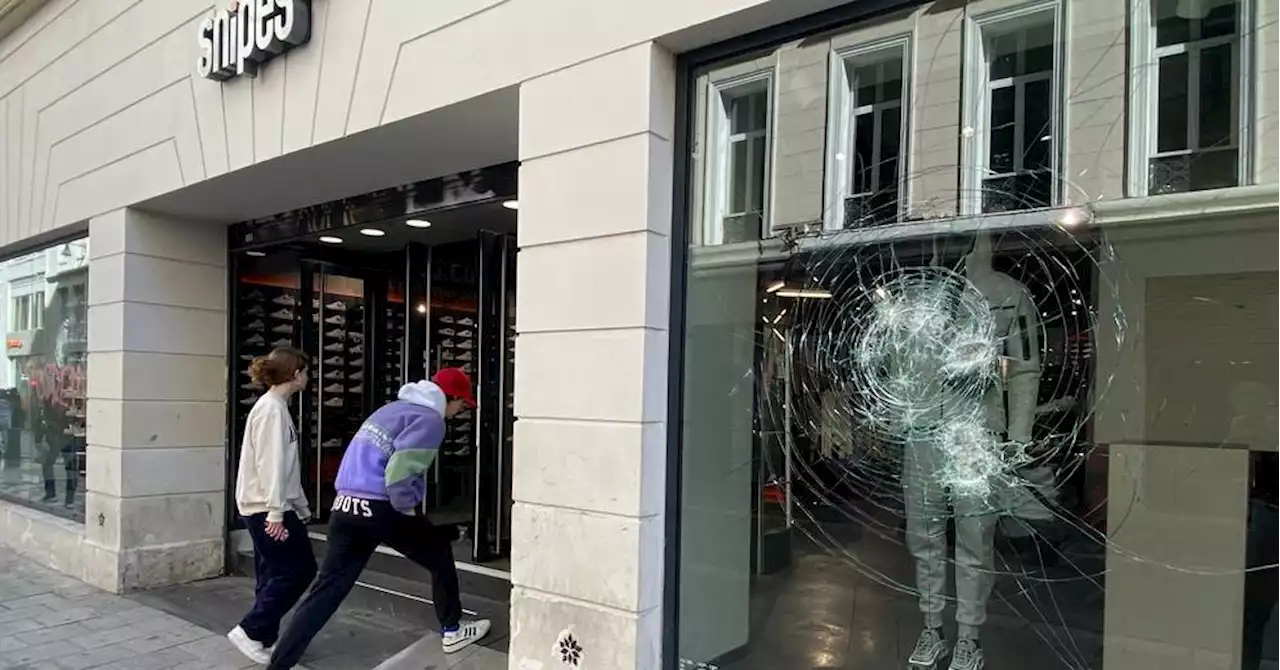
[
  {"left": 360, "top": 228, "right": 386, "bottom": 237},
  {"left": 245, "top": 250, "right": 266, "bottom": 257},
  {"left": 406, "top": 219, "right": 432, "bottom": 228},
  {"left": 318, "top": 236, "right": 343, "bottom": 244},
  {"left": 502, "top": 200, "right": 519, "bottom": 210},
  {"left": 415, "top": 303, "right": 428, "bottom": 314}
]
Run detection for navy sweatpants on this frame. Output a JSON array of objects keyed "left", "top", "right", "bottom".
[{"left": 239, "top": 511, "right": 317, "bottom": 647}]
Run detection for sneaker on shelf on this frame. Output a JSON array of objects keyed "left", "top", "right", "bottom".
[
  {"left": 323, "top": 398, "right": 344, "bottom": 408},
  {"left": 323, "top": 356, "right": 344, "bottom": 367},
  {"left": 455, "top": 351, "right": 473, "bottom": 362},
  {"left": 272, "top": 295, "right": 297, "bottom": 306},
  {"left": 461, "top": 363, "right": 474, "bottom": 374},
  {"left": 239, "top": 354, "right": 255, "bottom": 361},
  {"left": 326, "top": 300, "right": 348, "bottom": 311},
  {"left": 245, "top": 304, "right": 265, "bottom": 316},
  {"left": 227, "top": 626, "right": 271, "bottom": 665},
  {"left": 349, "top": 370, "right": 365, "bottom": 382},
  {"left": 323, "top": 372, "right": 344, "bottom": 382},
  {"left": 349, "top": 333, "right": 364, "bottom": 343},
  {"left": 440, "top": 315, "right": 455, "bottom": 324},
  {"left": 323, "top": 383, "right": 343, "bottom": 393},
  {"left": 323, "top": 342, "right": 343, "bottom": 352},
  {"left": 272, "top": 324, "right": 294, "bottom": 334},
  {"left": 457, "top": 329, "right": 473, "bottom": 338},
  {"left": 239, "top": 396, "right": 259, "bottom": 406},
  {"left": 321, "top": 438, "right": 344, "bottom": 448},
  {"left": 271, "top": 338, "right": 292, "bottom": 348},
  {"left": 456, "top": 422, "right": 472, "bottom": 433},
  {"left": 325, "top": 329, "right": 345, "bottom": 339},
  {"left": 947, "top": 639, "right": 983, "bottom": 670},
  {"left": 245, "top": 290, "right": 266, "bottom": 301},
  {"left": 442, "top": 351, "right": 456, "bottom": 361},
  {"left": 908, "top": 628, "right": 949, "bottom": 669},
  {"left": 438, "top": 328, "right": 456, "bottom": 336},
  {"left": 245, "top": 334, "right": 266, "bottom": 346},
  {"left": 324, "top": 314, "right": 346, "bottom": 326},
  {"left": 440, "top": 339, "right": 456, "bottom": 348},
  {"left": 350, "top": 344, "right": 364, "bottom": 355},
  {"left": 269, "top": 309, "right": 293, "bottom": 320},
  {"left": 348, "top": 385, "right": 364, "bottom": 394},
  {"left": 239, "top": 382, "right": 260, "bottom": 391},
  {"left": 457, "top": 317, "right": 475, "bottom": 327},
  {"left": 244, "top": 320, "right": 265, "bottom": 332},
  {"left": 457, "top": 340, "right": 473, "bottom": 350}
]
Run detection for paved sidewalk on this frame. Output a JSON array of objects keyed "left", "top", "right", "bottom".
[
  {"left": 0, "top": 548, "right": 259, "bottom": 669},
  {"left": 0, "top": 547, "right": 508, "bottom": 670}
]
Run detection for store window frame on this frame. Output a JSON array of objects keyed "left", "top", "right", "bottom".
[
  {"left": 667, "top": 2, "right": 939, "bottom": 668},
  {"left": 1126, "top": 0, "right": 1255, "bottom": 196},
  {"left": 701, "top": 70, "right": 776, "bottom": 246},
  {"left": 823, "top": 35, "right": 913, "bottom": 230},
  {"left": 960, "top": 0, "right": 1066, "bottom": 216},
  {"left": 0, "top": 228, "right": 91, "bottom": 525}
]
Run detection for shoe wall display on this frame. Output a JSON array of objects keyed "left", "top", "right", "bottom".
[
  {"left": 234, "top": 284, "right": 300, "bottom": 425},
  {"left": 382, "top": 305, "right": 406, "bottom": 405},
  {"left": 433, "top": 308, "right": 477, "bottom": 458}
]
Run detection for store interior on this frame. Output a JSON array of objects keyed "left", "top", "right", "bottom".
[
  {"left": 678, "top": 225, "right": 1259, "bottom": 670},
  {"left": 230, "top": 196, "right": 517, "bottom": 568}
]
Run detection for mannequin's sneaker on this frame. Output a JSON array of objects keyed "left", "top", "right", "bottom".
[
  {"left": 947, "top": 638, "right": 983, "bottom": 670},
  {"left": 908, "top": 628, "right": 949, "bottom": 668},
  {"left": 227, "top": 626, "right": 271, "bottom": 665},
  {"left": 442, "top": 619, "right": 490, "bottom": 654}
]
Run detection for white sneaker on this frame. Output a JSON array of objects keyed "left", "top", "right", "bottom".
[
  {"left": 442, "top": 619, "right": 491, "bottom": 654},
  {"left": 948, "top": 638, "right": 983, "bottom": 670},
  {"left": 227, "top": 626, "right": 271, "bottom": 665},
  {"left": 908, "top": 627, "right": 949, "bottom": 668}
]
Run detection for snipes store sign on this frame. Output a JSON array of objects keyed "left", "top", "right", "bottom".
[{"left": 197, "top": 0, "right": 310, "bottom": 81}]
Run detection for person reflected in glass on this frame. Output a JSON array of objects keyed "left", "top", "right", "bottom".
[
  {"left": 38, "top": 400, "right": 77, "bottom": 506},
  {"left": 227, "top": 347, "right": 316, "bottom": 666}
]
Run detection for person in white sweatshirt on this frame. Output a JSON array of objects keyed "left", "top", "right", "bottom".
[{"left": 228, "top": 347, "right": 317, "bottom": 665}]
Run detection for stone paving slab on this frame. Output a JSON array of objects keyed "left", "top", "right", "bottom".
[{"left": 0, "top": 547, "right": 263, "bottom": 670}]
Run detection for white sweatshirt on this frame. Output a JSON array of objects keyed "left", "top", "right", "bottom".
[{"left": 235, "top": 391, "right": 310, "bottom": 523}]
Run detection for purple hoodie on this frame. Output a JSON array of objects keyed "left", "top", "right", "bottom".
[{"left": 334, "top": 380, "right": 447, "bottom": 513}]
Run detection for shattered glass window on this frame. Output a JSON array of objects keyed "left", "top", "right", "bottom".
[{"left": 674, "top": 5, "right": 1276, "bottom": 670}]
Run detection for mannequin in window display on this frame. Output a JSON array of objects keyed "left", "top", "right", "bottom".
[{"left": 905, "top": 233, "right": 1042, "bottom": 670}]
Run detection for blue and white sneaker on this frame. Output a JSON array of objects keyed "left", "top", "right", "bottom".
[{"left": 442, "top": 619, "right": 491, "bottom": 654}]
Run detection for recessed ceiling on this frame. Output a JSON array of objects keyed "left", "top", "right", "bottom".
[
  {"left": 250, "top": 200, "right": 517, "bottom": 255},
  {"left": 137, "top": 87, "right": 519, "bottom": 225}
]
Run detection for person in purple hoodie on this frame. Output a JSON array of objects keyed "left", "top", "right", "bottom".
[{"left": 267, "top": 368, "right": 491, "bottom": 669}]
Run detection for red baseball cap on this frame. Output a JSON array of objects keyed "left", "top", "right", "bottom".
[{"left": 432, "top": 367, "right": 476, "bottom": 407}]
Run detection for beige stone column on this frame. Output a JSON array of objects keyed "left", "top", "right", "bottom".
[
  {"left": 510, "top": 42, "right": 674, "bottom": 670},
  {"left": 83, "top": 208, "right": 228, "bottom": 593}
]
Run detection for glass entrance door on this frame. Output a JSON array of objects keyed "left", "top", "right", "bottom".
[
  {"left": 474, "top": 230, "right": 516, "bottom": 562},
  {"left": 299, "top": 262, "right": 378, "bottom": 523}
]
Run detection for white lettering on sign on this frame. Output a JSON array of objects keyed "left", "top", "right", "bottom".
[{"left": 197, "top": 0, "right": 310, "bottom": 81}]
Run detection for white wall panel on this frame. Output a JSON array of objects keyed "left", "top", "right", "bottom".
[{"left": 0, "top": 0, "right": 844, "bottom": 250}]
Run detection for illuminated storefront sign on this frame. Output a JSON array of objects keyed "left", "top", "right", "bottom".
[{"left": 197, "top": 0, "right": 310, "bottom": 81}]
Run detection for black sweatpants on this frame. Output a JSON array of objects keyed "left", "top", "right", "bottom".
[
  {"left": 239, "top": 512, "right": 317, "bottom": 646},
  {"left": 268, "top": 496, "right": 462, "bottom": 669}
]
